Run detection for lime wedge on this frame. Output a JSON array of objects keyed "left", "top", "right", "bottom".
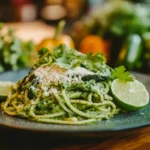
[
  {"left": 111, "top": 79, "right": 149, "bottom": 111},
  {"left": 0, "top": 81, "right": 15, "bottom": 100}
]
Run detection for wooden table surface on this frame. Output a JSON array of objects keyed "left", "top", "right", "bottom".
[
  {"left": 0, "top": 125, "right": 150, "bottom": 150},
  {"left": 1, "top": 21, "right": 150, "bottom": 150}
]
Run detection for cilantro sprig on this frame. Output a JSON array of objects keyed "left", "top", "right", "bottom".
[
  {"left": 37, "top": 45, "right": 134, "bottom": 82},
  {"left": 38, "top": 44, "right": 109, "bottom": 73},
  {"left": 112, "top": 66, "right": 134, "bottom": 82}
]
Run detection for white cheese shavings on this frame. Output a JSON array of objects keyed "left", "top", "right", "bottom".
[
  {"left": 49, "top": 87, "right": 58, "bottom": 94},
  {"left": 33, "top": 66, "right": 95, "bottom": 93},
  {"left": 43, "top": 91, "right": 50, "bottom": 97},
  {"left": 66, "top": 67, "right": 94, "bottom": 76}
]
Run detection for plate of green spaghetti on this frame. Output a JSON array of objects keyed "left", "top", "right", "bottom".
[{"left": 0, "top": 44, "right": 149, "bottom": 136}]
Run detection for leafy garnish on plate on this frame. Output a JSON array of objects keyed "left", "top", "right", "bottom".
[
  {"left": 37, "top": 44, "right": 110, "bottom": 74},
  {"left": 112, "top": 66, "right": 134, "bottom": 82},
  {"left": 37, "top": 45, "right": 134, "bottom": 82}
]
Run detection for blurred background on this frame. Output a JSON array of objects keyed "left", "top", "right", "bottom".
[{"left": 0, "top": 0, "right": 150, "bottom": 74}]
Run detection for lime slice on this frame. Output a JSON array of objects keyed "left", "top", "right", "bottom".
[
  {"left": 0, "top": 81, "right": 15, "bottom": 100},
  {"left": 111, "top": 79, "right": 149, "bottom": 111}
]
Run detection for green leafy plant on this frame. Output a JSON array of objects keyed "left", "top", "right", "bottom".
[
  {"left": 0, "top": 23, "right": 35, "bottom": 72},
  {"left": 77, "top": 1, "right": 150, "bottom": 73}
]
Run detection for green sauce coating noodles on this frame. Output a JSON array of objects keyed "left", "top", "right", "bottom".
[
  {"left": 1, "top": 77, "right": 119, "bottom": 124},
  {"left": 1, "top": 45, "right": 120, "bottom": 125}
]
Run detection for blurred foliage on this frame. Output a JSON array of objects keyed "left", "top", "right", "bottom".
[
  {"left": 86, "top": 1, "right": 150, "bottom": 38},
  {"left": 0, "top": 23, "right": 35, "bottom": 72},
  {"left": 73, "top": 0, "right": 150, "bottom": 73}
]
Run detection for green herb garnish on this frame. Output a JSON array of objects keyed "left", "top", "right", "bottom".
[
  {"left": 112, "top": 66, "right": 134, "bottom": 82},
  {"left": 38, "top": 44, "right": 109, "bottom": 73}
]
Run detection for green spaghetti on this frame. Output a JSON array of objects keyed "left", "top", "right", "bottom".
[{"left": 1, "top": 44, "right": 128, "bottom": 124}]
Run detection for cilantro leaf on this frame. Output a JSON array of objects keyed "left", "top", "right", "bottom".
[
  {"left": 84, "top": 52, "right": 107, "bottom": 72},
  {"left": 53, "top": 44, "right": 85, "bottom": 69},
  {"left": 36, "top": 44, "right": 111, "bottom": 77},
  {"left": 36, "top": 48, "right": 53, "bottom": 67},
  {"left": 112, "top": 66, "right": 134, "bottom": 82},
  {"left": 53, "top": 44, "right": 110, "bottom": 73},
  {"left": 38, "top": 48, "right": 49, "bottom": 57}
]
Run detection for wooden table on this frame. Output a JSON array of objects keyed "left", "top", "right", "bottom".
[{"left": 0, "top": 125, "right": 150, "bottom": 150}]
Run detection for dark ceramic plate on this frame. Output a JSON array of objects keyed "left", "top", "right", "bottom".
[{"left": 0, "top": 69, "right": 150, "bottom": 137}]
